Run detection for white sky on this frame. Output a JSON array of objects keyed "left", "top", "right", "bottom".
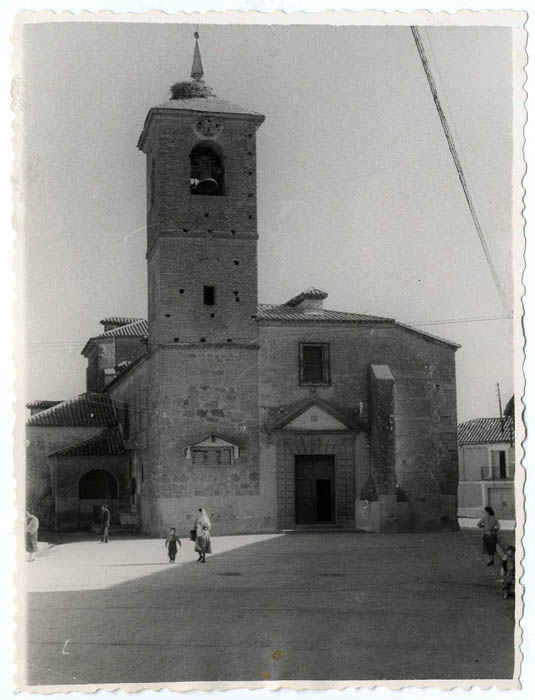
[{"left": 21, "top": 22, "right": 515, "bottom": 422}]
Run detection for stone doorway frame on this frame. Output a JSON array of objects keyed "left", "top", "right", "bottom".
[{"left": 276, "top": 432, "right": 356, "bottom": 529}]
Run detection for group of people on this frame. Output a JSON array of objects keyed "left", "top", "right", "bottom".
[
  {"left": 165, "top": 507, "right": 212, "bottom": 564},
  {"left": 477, "top": 505, "right": 516, "bottom": 599},
  {"left": 26, "top": 503, "right": 515, "bottom": 594}
]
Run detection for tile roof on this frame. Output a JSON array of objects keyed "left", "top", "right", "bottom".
[
  {"left": 257, "top": 304, "right": 393, "bottom": 324},
  {"left": 286, "top": 288, "right": 328, "bottom": 307},
  {"left": 458, "top": 417, "right": 514, "bottom": 445},
  {"left": 25, "top": 400, "right": 62, "bottom": 410},
  {"left": 100, "top": 316, "right": 144, "bottom": 327},
  {"left": 48, "top": 426, "right": 125, "bottom": 457},
  {"left": 86, "top": 307, "right": 458, "bottom": 349},
  {"left": 94, "top": 319, "right": 148, "bottom": 339},
  {"left": 26, "top": 393, "right": 117, "bottom": 428},
  {"left": 153, "top": 96, "right": 263, "bottom": 117},
  {"left": 394, "top": 322, "right": 461, "bottom": 349},
  {"left": 81, "top": 319, "right": 148, "bottom": 355}
]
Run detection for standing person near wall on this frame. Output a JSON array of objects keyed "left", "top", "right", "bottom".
[
  {"left": 477, "top": 506, "right": 500, "bottom": 566},
  {"left": 25, "top": 511, "right": 39, "bottom": 562},
  {"left": 193, "top": 507, "right": 212, "bottom": 563},
  {"left": 100, "top": 504, "right": 111, "bottom": 543}
]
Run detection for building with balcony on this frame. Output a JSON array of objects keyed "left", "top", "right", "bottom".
[{"left": 457, "top": 416, "right": 515, "bottom": 520}]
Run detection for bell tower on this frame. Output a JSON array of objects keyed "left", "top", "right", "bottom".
[
  {"left": 137, "top": 33, "right": 265, "bottom": 347},
  {"left": 136, "top": 34, "right": 266, "bottom": 536}
]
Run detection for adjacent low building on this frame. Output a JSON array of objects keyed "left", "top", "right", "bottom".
[{"left": 457, "top": 416, "right": 515, "bottom": 520}]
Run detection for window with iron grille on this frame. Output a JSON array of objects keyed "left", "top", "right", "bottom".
[
  {"left": 191, "top": 447, "right": 233, "bottom": 466},
  {"left": 299, "top": 343, "right": 330, "bottom": 386}
]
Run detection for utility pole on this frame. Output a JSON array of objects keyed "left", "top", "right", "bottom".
[{"left": 497, "top": 382, "right": 504, "bottom": 435}]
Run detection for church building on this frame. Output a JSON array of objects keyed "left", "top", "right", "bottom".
[{"left": 26, "top": 36, "right": 460, "bottom": 535}]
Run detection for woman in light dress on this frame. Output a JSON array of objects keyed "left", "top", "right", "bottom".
[
  {"left": 193, "top": 507, "right": 211, "bottom": 563},
  {"left": 477, "top": 506, "right": 500, "bottom": 566},
  {"left": 25, "top": 511, "right": 39, "bottom": 562}
]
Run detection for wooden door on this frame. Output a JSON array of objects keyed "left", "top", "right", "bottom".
[
  {"left": 488, "top": 487, "right": 515, "bottom": 520},
  {"left": 295, "top": 455, "right": 335, "bottom": 524}
]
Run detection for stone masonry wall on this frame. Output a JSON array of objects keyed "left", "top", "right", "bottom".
[
  {"left": 25, "top": 425, "right": 103, "bottom": 527},
  {"left": 368, "top": 326, "right": 459, "bottom": 531},
  {"left": 106, "top": 359, "right": 149, "bottom": 516},
  {"left": 142, "top": 344, "right": 273, "bottom": 536},
  {"left": 54, "top": 454, "right": 130, "bottom": 531},
  {"left": 258, "top": 322, "right": 458, "bottom": 531}
]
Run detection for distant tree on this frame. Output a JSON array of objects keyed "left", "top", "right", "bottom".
[{"left": 504, "top": 395, "right": 514, "bottom": 419}]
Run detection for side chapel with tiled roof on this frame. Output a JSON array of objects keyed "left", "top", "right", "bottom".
[{"left": 26, "top": 35, "right": 461, "bottom": 534}]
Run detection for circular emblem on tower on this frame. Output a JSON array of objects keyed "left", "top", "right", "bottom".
[{"left": 193, "top": 116, "right": 223, "bottom": 139}]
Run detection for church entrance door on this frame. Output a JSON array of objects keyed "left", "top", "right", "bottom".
[{"left": 295, "top": 455, "right": 335, "bottom": 524}]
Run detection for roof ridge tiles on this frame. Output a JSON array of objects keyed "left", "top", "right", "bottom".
[
  {"left": 48, "top": 425, "right": 125, "bottom": 457},
  {"left": 26, "top": 392, "right": 118, "bottom": 427}
]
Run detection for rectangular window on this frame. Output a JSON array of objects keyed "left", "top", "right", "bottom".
[
  {"left": 491, "top": 449, "right": 507, "bottom": 479},
  {"left": 299, "top": 343, "right": 330, "bottom": 386},
  {"left": 203, "top": 286, "right": 215, "bottom": 306}
]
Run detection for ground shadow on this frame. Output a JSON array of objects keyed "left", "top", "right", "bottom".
[{"left": 24, "top": 531, "right": 515, "bottom": 687}]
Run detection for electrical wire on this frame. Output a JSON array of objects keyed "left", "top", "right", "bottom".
[{"left": 410, "top": 26, "right": 509, "bottom": 313}]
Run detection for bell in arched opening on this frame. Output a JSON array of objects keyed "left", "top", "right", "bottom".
[{"left": 190, "top": 145, "right": 224, "bottom": 195}]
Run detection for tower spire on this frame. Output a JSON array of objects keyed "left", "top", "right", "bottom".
[{"left": 191, "top": 30, "right": 204, "bottom": 81}]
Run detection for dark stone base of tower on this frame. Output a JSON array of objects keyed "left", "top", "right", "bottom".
[{"left": 25, "top": 36, "right": 460, "bottom": 537}]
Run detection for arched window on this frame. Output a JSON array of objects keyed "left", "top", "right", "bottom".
[
  {"left": 190, "top": 144, "right": 224, "bottom": 195},
  {"left": 79, "top": 470, "right": 118, "bottom": 500}
]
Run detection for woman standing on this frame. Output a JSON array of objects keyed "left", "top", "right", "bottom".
[
  {"left": 25, "top": 511, "right": 39, "bottom": 562},
  {"left": 193, "top": 507, "right": 212, "bottom": 563},
  {"left": 477, "top": 506, "right": 501, "bottom": 566}
]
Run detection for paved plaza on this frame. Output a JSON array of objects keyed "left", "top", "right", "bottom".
[{"left": 21, "top": 530, "right": 516, "bottom": 687}]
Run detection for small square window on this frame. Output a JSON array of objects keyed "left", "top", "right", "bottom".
[{"left": 299, "top": 343, "right": 330, "bottom": 386}]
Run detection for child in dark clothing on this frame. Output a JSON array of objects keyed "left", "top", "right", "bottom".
[
  {"left": 501, "top": 545, "right": 515, "bottom": 599},
  {"left": 165, "top": 528, "right": 182, "bottom": 563}
]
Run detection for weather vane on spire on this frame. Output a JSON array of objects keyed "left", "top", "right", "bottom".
[{"left": 191, "top": 27, "right": 204, "bottom": 81}]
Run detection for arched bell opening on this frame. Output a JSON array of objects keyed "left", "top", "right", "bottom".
[{"left": 190, "top": 143, "right": 225, "bottom": 196}]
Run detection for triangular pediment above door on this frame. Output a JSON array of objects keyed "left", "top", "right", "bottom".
[
  {"left": 284, "top": 406, "right": 348, "bottom": 431},
  {"left": 267, "top": 398, "right": 359, "bottom": 432}
]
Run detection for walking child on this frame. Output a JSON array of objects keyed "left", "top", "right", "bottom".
[
  {"left": 501, "top": 545, "right": 515, "bottom": 599},
  {"left": 165, "top": 527, "right": 182, "bottom": 563}
]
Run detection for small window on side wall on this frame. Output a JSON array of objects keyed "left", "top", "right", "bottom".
[
  {"left": 491, "top": 449, "right": 507, "bottom": 479},
  {"left": 299, "top": 343, "right": 330, "bottom": 386},
  {"left": 203, "top": 286, "right": 215, "bottom": 306}
]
